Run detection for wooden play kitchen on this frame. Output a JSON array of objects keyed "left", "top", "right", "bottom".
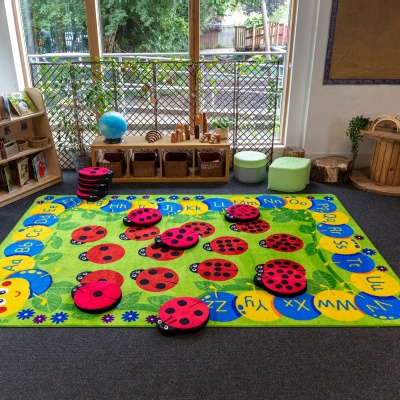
[
  {"left": 351, "top": 115, "right": 400, "bottom": 196},
  {"left": 90, "top": 135, "right": 231, "bottom": 182}
]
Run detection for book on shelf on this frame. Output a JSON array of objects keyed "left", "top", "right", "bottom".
[
  {"left": 32, "top": 151, "right": 48, "bottom": 181},
  {"left": 7, "top": 90, "right": 38, "bottom": 116},
  {"left": 16, "top": 156, "right": 30, "bottom": 187},
  {"left": 1, "top": 163, "right": 15, "bottom": 193},
  {"left": 0, "top": 95, "right": 11, "bottom": 121}
]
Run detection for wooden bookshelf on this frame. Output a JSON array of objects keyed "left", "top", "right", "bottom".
[{"left": 0, "top": 88, "right": 63, "bottom": 207}]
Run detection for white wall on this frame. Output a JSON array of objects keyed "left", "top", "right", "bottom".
[
  {"left": 286, "top": 0, "right": 400, "bottom": 167},
  {"left": 0, "top": 0, "right": 25, "bottom": 92}
]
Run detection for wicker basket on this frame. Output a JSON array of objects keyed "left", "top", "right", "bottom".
[
  {"left": 97, "top": 151, "right": 126, "bottom": 178},
  {"left": 17, "top": 140, "right": 29, "bottom": 152},
  {"left": 163, "top": 152, "right": 188, "bottom": 178},
  {"left": 29, "top": 136, "right": 49, "bottom": 148},
  {"left": 131, "top": 152, "right": 157, "bottom": 177},
  {"left": 197, "top": 151, "right": 224, "bottom": 177}
]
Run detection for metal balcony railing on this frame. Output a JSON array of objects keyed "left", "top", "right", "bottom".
[{"left": 29, "top": 52, "right": 284, "bottom": 169}]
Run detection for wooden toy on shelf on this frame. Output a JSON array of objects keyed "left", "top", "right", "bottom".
[{"left": 145, "top": 130, "right": 163, "bottom": 143}]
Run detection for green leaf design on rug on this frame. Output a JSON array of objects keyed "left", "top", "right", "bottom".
[
  {"left": 31, "top": 292, "right": 63, "bottom": 313},
  {"left": 50, "top": 235, "right": 63, "bottom": 249},
  {"left": 100, "top": 213, "right": 123, "bottom": 222},
  {"left": 50, "top": 281, "right": 75, "bottom": 294},
  {"left": 147, "top": 295, "right": 175, "bottom": 308},
  {"left": 306, "top": 279, "right": 326, "bottom": 295},
  {"left": 133, "top": 303, "right": 159, "bottom": 312},
  {"left": 305, "top": 242, "right": 318, "bottom": 256},
  {"left": 299, "top": 224, "right": 314, "bottom": 235},
  {"left": 58, "top": 302, "right": 77, "bottom": 311},
  {"left": 118, "top": 292, "right": 142, "bottom": 308},
  {"left": 193, "top": 281, "right": 222, "bottom": 291},
  {"left": 57, "top": 222, "right": 82, "bottom": 231},
  {"left": 35, "top": 252, "right": 63, "bottom": 266},
  {"left": 312, "top": 270, "right": 337, "bottom": 290}
]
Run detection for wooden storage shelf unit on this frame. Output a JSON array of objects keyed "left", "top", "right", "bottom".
[
  {"left": 0, "top": 87, "right": 63, "bottom": 207},
  {"left": 90, "top": 135, "right": 230, "bottom": 182}
]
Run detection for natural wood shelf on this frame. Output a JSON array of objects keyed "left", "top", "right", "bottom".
[
  {"left": 0, "top": 88, "right": 63, "bottom": 208},
  {"left": 90, "top": 135, "right": 231, "bottom": 182},
  {"left": 351, "top": 168, "right": 400, "bottom": 197}
]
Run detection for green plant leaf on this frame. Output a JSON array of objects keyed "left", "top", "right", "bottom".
[
  {"left": 118, "top": 292, "right": 142, "bottom": 308},
  {"left": 305, "top": 243, "right": 317, "bottom": 256},
  {"left": 147, "top": 295, "right": 175, "bottom": 308},
  {"left": 312, "top": 270, "right": 336, "bottom": 290}
]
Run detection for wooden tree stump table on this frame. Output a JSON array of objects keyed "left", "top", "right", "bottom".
[
  {"left": 283, "top": 146, "right": 305, "bottom": 158},
  {"left": 310, "top": 156, "right": 352, "bottom": 184},
  {"left": 350, "top": 130, "right": 400, "bottom": 196}
]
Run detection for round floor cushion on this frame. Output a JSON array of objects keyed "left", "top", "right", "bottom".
[{"left": 234, "top": 151, "right": 267, "bottom": 183}]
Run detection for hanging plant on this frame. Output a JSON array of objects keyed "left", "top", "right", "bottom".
[{"left": 345, "top": 115, "right": 371, "bottom": 168}]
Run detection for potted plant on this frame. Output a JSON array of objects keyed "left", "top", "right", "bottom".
[
  {"left": 41, "top": 61, "right": 112, "bottom": 171},
  {"left": 211, "top": 116, "right": 235, "bottom": 139},
  {"left": 345, "top": 115, "right": 371, "bottom": 169}
]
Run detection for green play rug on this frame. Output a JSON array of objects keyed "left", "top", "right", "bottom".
[{"left": 0, "top": 193, "right": 399, "bottom": 328}]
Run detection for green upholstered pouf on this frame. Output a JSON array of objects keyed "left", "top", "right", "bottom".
[
  {"left": 234, "top": 151, "right": 267, "bottom": 183},
  {"left": 268, "top": 156, "right": 311, "bottom": 192}
]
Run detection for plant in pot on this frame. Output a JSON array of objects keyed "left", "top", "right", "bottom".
[
  {"left": 211, "top": 116, "right": 235, "bottom": 140},
  {"left": 42, "top": 61, "right": 112, "bottom": 171},
  {"left": 345, "top": 115, "right": 371, "bottom": 169}
]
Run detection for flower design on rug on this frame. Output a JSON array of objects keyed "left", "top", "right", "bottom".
[
  {"left": 122, "top": 311, "right": 139, "bottom": 322},
  {"left": 362, "top": 248, "right": 376, "bottom": 256},
  {"left": 51, "top": 312, "right": 68, "bottom": 324},
  {"left": 33, "top": 315, "right": 47, "bottom": 324},
  {"left": 169, "top": 195, "right": 179, "bottom": 200},
  {"left": 127, "top": 195, "right": 137, "bottom": 200},
  {"left": 17, "top": 309, "right": 35, "bottom": 320},
  {"left": 102, "top": 314, "right": 115, "bottom": 323},
  {"left": 376, "top": 265, "right": 388, "bottom": 272},
  {"left": 324, "top": 196, "right": 334, "bottom": 201},
  {"left": 355, "top": 235, "right": 364, "bottom": 240},
  {"left": 44, "top": 196, "right": 54, "bottom": 200},
  {"left": 146, "top": 315, "right": 158, "bottom": 324},
  {"left": 155, "top": 197, "right": 166, "bottom": 202}
]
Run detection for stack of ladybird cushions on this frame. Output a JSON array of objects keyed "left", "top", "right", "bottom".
[{"left": 77, "top": 167, "right": 114, "bottom": 202}]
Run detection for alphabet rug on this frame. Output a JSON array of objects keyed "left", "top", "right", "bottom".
[{"left": 0, "top": 194, "right": 399, "bottom": 327}]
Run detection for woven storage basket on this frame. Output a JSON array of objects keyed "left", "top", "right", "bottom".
[
  {"left": 29, "top": 136, "right": 48, "bottom": 148},
  {"left": 17, "top": 140, "right": 29, "bottom": 152},
  {"left": 97, "top": 151, "right": 126, "bottom": 178},
  {"left": 163, "top": 152, "right": 188, "bottom": 178},
  {"left": 197, "top": 151, "right": 224, "bottom": 177},
  {"left": 131, "top": 152, "right": 157, "bottom": 177}
]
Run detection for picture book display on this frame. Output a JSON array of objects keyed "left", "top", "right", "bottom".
[
  {"left": 1, "top": 163, "right": 14, "bottom": 192},
  {"left": 16, "top": 156, "right": 30, "bottom": 187},
  {"left": 7, "top": 91, "right": 38, "bottom": 116},
  {"left": 0, "top": 95, "right": 11, "bottom": 121},
  {"left": 32, "top": 151, "right": 48, "bottom": 181}
]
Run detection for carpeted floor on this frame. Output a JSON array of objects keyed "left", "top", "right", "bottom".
[{"left": 1, "top": 170, "right": 400, "bottom": 400}]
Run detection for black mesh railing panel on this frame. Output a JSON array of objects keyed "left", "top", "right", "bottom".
[{"left": 30, "top": 59, "right": 281, "bottom": 170}]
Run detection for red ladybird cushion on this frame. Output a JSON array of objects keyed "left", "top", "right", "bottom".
[
  {"left": 78, "top": 185, "right": 108, "bottom": 196},
  {"left": 123, "top": 208, "right": 162, "bottom": 227},
  {"left": 155, "top": 227, "right": 199, "bottom": 250},
  {"left": 225, "top": 204, "right": 260, "bottom": 222},
  {"left": 157, "top": 297, "right": 210, "bottom": 335},
  {"left": 71, "top": 281, "right": 122, "bottom": 313},
  {"left": 78, "top": 176, "right": 112, "bottom": 186},
  {"left": 76, "top": 190, "right": 106, "bottom": 202},
  {"left": 254, "top": 266, "right": 307, "bottom": 298},
  {"left": 78, "top": 167, "right": 114, "bottom": 180},
  {"left": 78, "top": 269, "right": 124, "bottom": 287}
]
